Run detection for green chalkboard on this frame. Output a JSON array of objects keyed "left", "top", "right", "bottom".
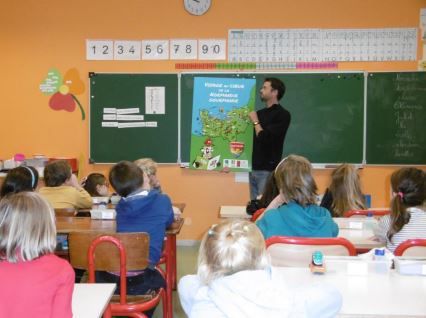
[
  {"left": 89, "top": 73, "right": 178, "bottom": 163},
  {"left": 181, "top": 72, "right": 365, "bottom": 164},
  {"left": 367, "top": 72, "right": 426, "bottom": 164}
]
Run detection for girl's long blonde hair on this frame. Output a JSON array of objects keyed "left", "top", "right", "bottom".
[
  {"left": 0, "top": 192, "right": 57, "bottom": 262},
  {"left": 329, "top": 164, "right": 366, "bottom": 217}
]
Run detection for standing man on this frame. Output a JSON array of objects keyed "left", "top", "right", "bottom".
[{"left": 248, "top": 77, "right": 291, "bottom": 200}]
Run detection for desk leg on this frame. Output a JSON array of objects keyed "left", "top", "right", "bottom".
[
  {"left": 165, "top": 234, "right": 174, "bottom": 318},
  {"left": 170, "top": 234, "right": 177, "bottom": 290}
]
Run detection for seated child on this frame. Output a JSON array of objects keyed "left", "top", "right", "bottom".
[
  {"left": 82, "top": 172, "right": 109, "bottom": 197},
  {"left": 374, "top": 167, "right": 426, "bottom": 253},
  {"left": 256, "top": 155, "right": 338, "bottom": 239},
  {"left": 0, "top": 165, "right": 39, "bottom": 197},
  {"left": 246, "top": 172, "right": 280, "bottom": 215},
  {"left": 178, "top": 219, "right": 342, "bottom": 318},
  {"left": 134, "top": 158, "right": 162, "bottom": 192},
  {"left": 39, "top": 160, "right": 92, "bottom": 209},
  {"left": 0, "top": 192, "right": 74, "bottom": 318},
  {"left": 96, "top": 161, "right": 173, "bottom": 315},
  {"left": 320, "top": 163, "right": 366, "bottom": 217}
]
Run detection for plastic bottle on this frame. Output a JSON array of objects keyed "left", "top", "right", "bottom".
[
  {"left": 373, "top": 248, "right": 389, "bottom": 273},
  {"left": 364, "top": 212, "right": 376, "bottom": 231}
]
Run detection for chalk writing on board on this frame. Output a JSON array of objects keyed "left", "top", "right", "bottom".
[{"left": 391, "top": 74, "right": 424, "bottom": 158}]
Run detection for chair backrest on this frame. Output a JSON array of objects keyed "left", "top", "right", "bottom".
[
  {"left": 68, "top": 232, "right": 150, "bottom": 271},
  {"left": 394, "top": 239, "right": 426, "bottom": 256},
  {"left": 54, "top": 208, "right": 77, "bottom": 217},
  {"left": 265, "top": 236, "right": 357, "bottom": 267},
  {"left": 343, "top": 209, "right": 390, "bottom": 218},
  {"left": 251, "top": 208, "right": 266, "bottom": 222}
]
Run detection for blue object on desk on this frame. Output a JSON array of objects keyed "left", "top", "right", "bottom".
[{"left": 364, "top": 194, "right": 371, "bottom": 208}]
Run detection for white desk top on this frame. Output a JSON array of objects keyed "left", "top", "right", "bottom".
[
  {"left": 220, "top": 205, "right": 251, "bottom": 218},
  {"left": 72, "top": 283, "right": 115, "bottom": 318},
  {"left": 334, "top": 217, "right": 384, "bottom": 250},
  {"left": 276, "top": 266, "right": 426, "bottom": 317}
]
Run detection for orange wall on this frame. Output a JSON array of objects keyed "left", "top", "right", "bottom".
[{"left": 1, "top": 0, "right": 425, "bottom": 240}]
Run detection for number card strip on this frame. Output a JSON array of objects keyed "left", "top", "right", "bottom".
[
  {"left": 198, "top": 39, "right": 226, "bottom": 60},
  {"left": 86, "top": 40, "right": 114, "bottom": 60},
  {"left": 142, "top": 40, "right": 169, "bottom": 60},
  {"left": 114, "top": 40, "right": 141, "bottom": 60},
  {"left": 170, "top": 39, "right": 198, "bottom": 60}
]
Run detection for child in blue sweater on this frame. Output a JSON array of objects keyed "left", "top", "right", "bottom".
[
  {"left": 96, "top": 161, "right": 173, "bottom": 315},
  {"left": 256, "top": 155, "right": 338, "bottom": 239}
]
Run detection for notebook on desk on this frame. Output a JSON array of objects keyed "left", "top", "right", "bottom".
[{"left": 220, "top": 206, "right": 251, "bottom": 218}]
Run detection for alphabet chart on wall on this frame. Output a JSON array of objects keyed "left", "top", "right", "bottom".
[{"left": 228, "top": 28, "right": 417, "bottom": 63}]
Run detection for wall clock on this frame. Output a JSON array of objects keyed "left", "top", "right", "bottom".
[{"left": 184, "top": 0, "right": 211, "bottom": 16}]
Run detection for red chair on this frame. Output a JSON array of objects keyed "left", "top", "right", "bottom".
[
  {"left": 265, "top": 236, "right": 357, "bottom": 267},
  {"left": 251, "top": 208, "right": 266, "bottom": 222},
  {"left": 394, "top": 239, "right": 426, "bottom": 256},
  {"left": 343, "top": 209, "right": 390, "bottom": 218},
  {"left": 69, "top": 232, "right": 166, "bottom": 318}
]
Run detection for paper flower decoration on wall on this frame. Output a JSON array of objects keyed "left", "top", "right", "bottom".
[{"left": 39, "top": 68, "right": 86, "bottom": 120}]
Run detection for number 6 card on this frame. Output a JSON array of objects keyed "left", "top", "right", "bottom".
[{"left": 142, "top": 40, "right": 169, "bottom": 60}]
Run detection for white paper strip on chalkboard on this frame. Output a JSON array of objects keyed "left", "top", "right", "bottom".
[
  {"left": 116, "top": 108, "right": 140, "bottom": 115},
  {"left": 102, "top": 122, "right": 118, "bottom": 127},
  {"left": 117, "top": 114, "right": 144, "bottom": 121}
]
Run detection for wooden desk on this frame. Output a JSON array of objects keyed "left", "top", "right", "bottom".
[
  {"left": 275, "top": 265, "right": 426, "bottom": 317},
  {"left": 72, "top": 283, "right": 115, "bottom": 318},
  {"left": 57, "top": 217, "right": 184, "bottom": 318},
  {"left": 334, "top": 217, "right": 384, "bottom": 251}
]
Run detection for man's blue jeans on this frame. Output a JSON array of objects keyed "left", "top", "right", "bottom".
[{"left": 249, "top": 170, "right": 271, "bottom": 200}]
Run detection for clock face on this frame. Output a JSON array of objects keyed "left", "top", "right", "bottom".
[{"left": 184, "top": 0, "right": 211, "bottom": 16}]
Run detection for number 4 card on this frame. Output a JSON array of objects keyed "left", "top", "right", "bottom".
[{"left": 114, "top": 40, "right": 141, "bottom": 60}]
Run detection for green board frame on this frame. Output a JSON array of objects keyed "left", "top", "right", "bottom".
[
  {"left": 367, "top": 72, "right": 426, "bottom": 165},
  {"left": 181, "top": 72, "right": 365, "bottom": 164},
  {"left": 89, "top": 73, "right": 179, "bottom": 163}
]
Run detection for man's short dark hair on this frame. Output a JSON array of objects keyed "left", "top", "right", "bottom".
[
  {"left": 44, "top": 160, "right": 71, "bottom": 187},
  {"left": 264, "top": 77, "right": 286, "bottom": 101},
  {"left": 109, "top": 161, "right": 143, "bottom": 197}
]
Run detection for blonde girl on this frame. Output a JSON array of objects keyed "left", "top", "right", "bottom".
[
  {"left": 178, "top": 219, "right": 342, "bottom": 318},
  {"left": 0, "top": 192, "right": 74, "bottom": 317},
  {"left": 256, "top": 155, "right": 338, "bottom": 239},
  {"left": 320, "top": 164, "right": 366, "bottom": 217}
]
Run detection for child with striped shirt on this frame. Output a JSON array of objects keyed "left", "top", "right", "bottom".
[{"left": 374, "top": 167, "right": 426, "bottom": 253}]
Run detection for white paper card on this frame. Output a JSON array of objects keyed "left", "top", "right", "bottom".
[
  {"left": 170, "top": 39, "right": 198, "bottom": 60},
  {"left": 118, "top": 122, "right": 146, "bottom": 128},
  {"left": 103, "top": 114, "right": 117, "bottom": 120},
  {"left": 142, "top": 40, "right": 169, "bottom": 60},
  {"left": 198, "top": 39, "right": 226, "bottom": 60},
  {"left": 117, "top": 114, "right": 144, "bottom": 121},
  {"left": 347, "top": 261, "right": 368, "bottom": 275},
  {"left": 145, "top": 121, "right": 158, "bottom": 127},
  {"left": 102, "top": 122, "right": 118, "bottom": 127},
  {"left": 422, "top": 265, "right": 426, "bottom": 275},
  {"left": 349, "top": 222, "right": 363, "bottom": 230},
  {"left": 114, "top": 40, "right": 141, "bottom": 60},
  {"left": 86, "top": 40, "right": 114, "bottom": 60},
  {"left": 116, "top": 108, "right": 140, "bottom": 114},
  {"left": 103, "top": 108, "right": 117, "bottom": 114},
  {"left": 145, "top": 87, "right": 165, "bottom": 114},
  {"left": 235, "top": 172, "right": 249, "bottom": 183}
]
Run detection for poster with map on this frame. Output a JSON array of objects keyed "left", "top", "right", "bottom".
[{"left": 190, "top": 77, "right": 256, "bottom": 172}]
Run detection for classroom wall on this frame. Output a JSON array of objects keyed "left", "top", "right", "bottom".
[{"left": 1, "top": 0, "right": 425, "bottom": 240}]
